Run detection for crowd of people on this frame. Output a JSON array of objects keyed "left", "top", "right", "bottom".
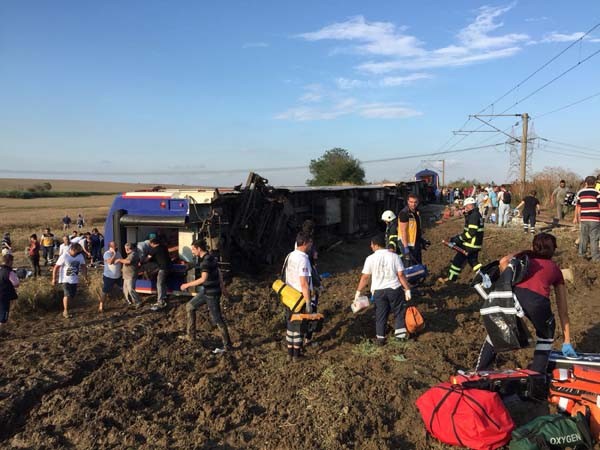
[{"left": 1, "top": 175, "right": 600, "bottom": 368}]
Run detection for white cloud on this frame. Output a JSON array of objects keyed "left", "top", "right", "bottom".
[
  {"left": 275, "top": 97, "right": 421, "bottom": 121},
  {"left": 525, "top": 16, "right": 549, "bottom": 23},
  {"left": 299, "top": 84, "right": 324, "bottom": 103},
  {"left": 457, "top": 4, "right": 528, "bottom": 50},
  {"left": 380, "top": 73, "right": 432, "bottom": 86},
  {"left": 359, "top": 103, "right": 422, "bottom": 119},
  {"left": 242, "top": 42, "right": 269, "bottom": 48},
  {"left": 298, "top": 5, "right": 529, "bottom": 74},
  {"left": 335, "top": 77, "right": 365, "bottom": 89},
  {"left": 541, "top": 32, "right": 586, "bottom": 43}
]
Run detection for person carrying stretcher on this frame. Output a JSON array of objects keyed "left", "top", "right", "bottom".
[{"left": 475, "top": 233, "right": 577, "bottom": 373}]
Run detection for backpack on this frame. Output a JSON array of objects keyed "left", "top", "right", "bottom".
[
  {"left": 509, "top": 412, "right": 593, "bottom": 450},
  {"left": 415, "top": 383, "right": 514, "bottom": 450},
  {"left": 503, "top": 191, "right": 512, "bottom": 205},
  {"left": 405, "top": 306, "right": 425, "bottom": 334}
]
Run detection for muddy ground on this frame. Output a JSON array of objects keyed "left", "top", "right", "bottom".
[{"left": 1, "top": 212, "right": 599, "bottom": 449}]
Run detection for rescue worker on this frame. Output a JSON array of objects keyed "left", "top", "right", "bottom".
[
  {"left": 398, "top": 194, "right": 428, "bottom": 265},
  {"left": 283, "top": 231, "right": 314, "bottom": 361},
  {"left": 354, "top": 234, "right": 412, "bottom": 344},
  {"left": 476, "top": 233, "right": 575, "bottom": 372},
  {"left": 446, "top": 197, "right": 484, "bottom": 282},
  {"left": 179, "top": 240, "right": 232, "bottom": 353},
  {"left": 381, "top": 210, "right": 399, "bottom": 253}
]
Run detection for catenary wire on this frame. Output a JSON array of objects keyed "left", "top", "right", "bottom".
[{"left": 1, "top": 143, "right": 507, "bottom": 177}]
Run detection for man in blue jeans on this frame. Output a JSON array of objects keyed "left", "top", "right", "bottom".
[
  {"left": 573, "top": 175, "right": 600, "bottom": 261},
  {"left": 179, "top": 239, "right": 232, "bottom": 353}
]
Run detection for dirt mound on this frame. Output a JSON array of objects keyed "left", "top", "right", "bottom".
[{"left": 1, "top": 217, "right": 599, "bottom": 449}]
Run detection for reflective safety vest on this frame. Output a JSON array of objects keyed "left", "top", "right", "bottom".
[
  {"left": 385, "top": 221, "right": 399, "bottom": 253},
  {"left": 397, "top": 207, "right": 421, "bottom": 247},
  {"left": 460, "top": 208, "right": 484, "bottom": 250}
]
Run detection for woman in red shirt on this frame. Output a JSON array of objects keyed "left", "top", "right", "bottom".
[
  {"left": 476, "top": 233, "right": 575, "bottom": 372},
  {"left": 28, "top": 234, "right": 41, "bottom": 277}
]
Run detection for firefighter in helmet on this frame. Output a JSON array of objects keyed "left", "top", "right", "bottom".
[{"left": 446, "top": 197, "right": 484, "bottom": 282}]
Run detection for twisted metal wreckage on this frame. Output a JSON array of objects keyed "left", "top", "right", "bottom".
[{"left": 104, "top": 173, "right": 429, "bottom": 292}]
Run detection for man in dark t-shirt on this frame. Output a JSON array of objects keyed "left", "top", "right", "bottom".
[
  {"left": 398, "top": 194, "right": 424, "bottom": 265},
  {"left": 179, "top": 239, "right": 232, "bottom": 353},
  {"left": 146, "top": 238, "right": 170, "bottom": 309},
  {"left": 516, "top": 191, "right": 540, "bottom": 234}
]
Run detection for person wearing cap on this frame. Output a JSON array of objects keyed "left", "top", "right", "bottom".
[
  {"left": 381, "top": 210, "right": 399, "bottom": 254},
  {"left": 445, "top": 197, "right": 484, "bottom": 282}
]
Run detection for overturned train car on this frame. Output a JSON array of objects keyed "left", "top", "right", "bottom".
[{"left": 104, "top": 173, "right": 426, "bottom": 295}]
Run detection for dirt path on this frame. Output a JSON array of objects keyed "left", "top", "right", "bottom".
[{"left": 1, "top": 216, "right": 599, "bottom": 449}]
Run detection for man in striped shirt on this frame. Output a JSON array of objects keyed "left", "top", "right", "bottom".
[{"left": 573, "top": 176, "right": 600, "bottom": 262}]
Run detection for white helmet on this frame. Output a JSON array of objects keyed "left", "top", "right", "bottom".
[
  {"left": 463, "top": 197, "right": 476, "bottom": 206},
  {"left": 381, "top": 210, "right": 396, "bottom": 222}
]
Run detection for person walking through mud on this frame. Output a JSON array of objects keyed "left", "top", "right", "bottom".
[
  {"left": 0, "top": 254, "right": 20, "bottom": 333},
  {"left": 116, "top": 243, "right": 142, "bottom": 308},
  {"left": 179, "top": 240, "right": 232, "bottom": 353},
  {"left": 515, "top": 190, "right": 540, "bottom": 234},
  {"left": 444, "top": 197, "right": 484, "bottom": 282},
  {"left": 282, "top": 231, "right": 314, "bottom": 360},
  {"left": 40, "top": 228, "right": 55, "bottom": 266},
  {"left": 28, "top": 234, "right": 42, "bottom": 277},
  {"left": 99, "top": 241, "right": 122, "bottom": 313},
  {"left": 550, "top": 180, "right": 568, "bottom": 221},
  {"left": 145, "top": 238, "right": 170, "bottom": 310},
  {"left": 398, "top": 194, "right": 427, "bottom": 265},
  {"left": 573, "top": 175, "right": 600, "bottom": 262},
  {"left": 52, "top": 243, "right": 87, "bottom": 319},
  {"left": 475, "top": 233, "right": 576, "bottom": 372},
  {"left": 354, "top": 234, "right": 412, "bottom": 344}
]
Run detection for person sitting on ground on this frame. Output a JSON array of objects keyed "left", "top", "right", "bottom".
[
  {"left": 179, "top": 240, "right": 232, "bottom": 353},
  {"left": 475, "top": 233, "right": 575, "bottom": 373},
  {"left": 52, "top": 242, "right": 87, "bottom": 319},
  {"left": 0, "top": 254, "right": 20, "bottom": 332},
  {"left": 99, "top": 241, "right": 122, "bottom": 313},
  {"left": 28, "top": 234, "right": 42, "bottom": 277},
  {"left": 115, "top": 243, "right": 142, "bottom": 308},
  {"left": 354, "top": 233, "right": 412, "bottom": 345}
]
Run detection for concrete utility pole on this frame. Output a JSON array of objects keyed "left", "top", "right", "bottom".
[
  {"left": 442, "top": 159, "right": 445, "bottom": 187},
  {"left": 520, "top": 113, "right": 529, "bottom": 197}
]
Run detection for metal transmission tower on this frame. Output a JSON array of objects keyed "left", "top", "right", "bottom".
[{"left": 454, "top": 113, "right": 533, "bottom": 195}]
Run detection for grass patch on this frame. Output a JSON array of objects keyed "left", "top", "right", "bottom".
[
  {"left": 0, "top": 190, "right": 114, "bottom": 199},
  {"left": 352, "top": 339, "right": 382, "bottom": 357}
]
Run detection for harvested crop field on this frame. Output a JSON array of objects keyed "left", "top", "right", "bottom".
[{"left": 1, "top": 210, "right": 599, "bottom": 449}]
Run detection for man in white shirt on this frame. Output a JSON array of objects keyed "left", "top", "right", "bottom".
[
  {"left": 52, "top": 243, "right": 87, "bottom": 319},
  {"left": 283, "top": 231, "right": 313, "bottom": 360},
  {"left": 355, "top": 234, "right": 412, "bottom": 345},
  {"left": 99, "top": 241, "right": 122, "bottom": 313}
]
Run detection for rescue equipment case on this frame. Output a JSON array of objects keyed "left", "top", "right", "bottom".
[
  {"left": 450, "top": 369, "right": 547, "bottom": 401},
  {"left": 272, "top": 279, "right": 306, "bottom": 313}
]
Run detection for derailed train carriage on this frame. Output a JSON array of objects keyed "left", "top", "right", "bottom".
[{"left": 103, "top": 172, "right": 427, "bottom": 295}]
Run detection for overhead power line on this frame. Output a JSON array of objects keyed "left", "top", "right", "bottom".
[
  {"left": 435, "top": 20, "right": 600, "bottom": 155},
  {"left": 541, "top": 138, "right": 600, "bottom": 155},
  {"left": 1, "top": 143, "right": 506, "bottom": 177},
  {"left": 535, "top": 91, "right": 600, "bottom": 119}
]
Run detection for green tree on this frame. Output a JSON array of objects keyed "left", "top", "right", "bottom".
[{"left": 307, "top": 148, "right": 365, "bottom": 186}]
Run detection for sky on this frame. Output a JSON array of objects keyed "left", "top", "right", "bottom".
[{"left": 1, "top": 1, "right": 600, "bottom": 187}]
